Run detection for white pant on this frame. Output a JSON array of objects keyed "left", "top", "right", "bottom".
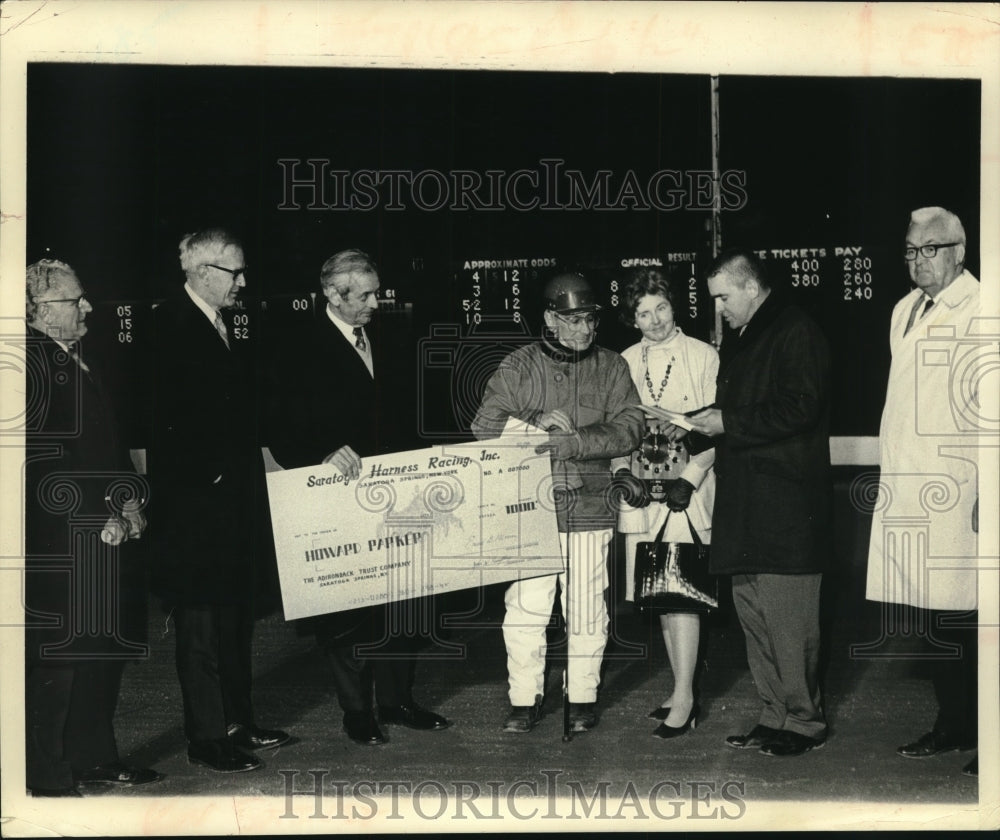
[{"left": 503, "top": 529, "right": 612, "bottom": 705}]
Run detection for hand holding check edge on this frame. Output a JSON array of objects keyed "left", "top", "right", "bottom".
[
  {"left": 100, "top": 497, "right": 147, "bottom": 545},
  {"left": 323, "top": 444, "right": 362, "bottom": 480}
]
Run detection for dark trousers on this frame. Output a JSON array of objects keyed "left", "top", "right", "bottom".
[
  {"left": 316, "top": 604, "right": 416, "bottom": 712},
  {"left": 173, "top": 603, "right": 255, "bottom": 743},
  {"left": 929, "top": 609, "right": 978, "bottom": 740},
  {"left": 732, "top": 572, "right": 827, "bottom": 739},
  {"left": 25, "top": 659, "right": 123, "bottom": 791}
]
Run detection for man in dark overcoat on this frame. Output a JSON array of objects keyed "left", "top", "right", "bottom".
[
  {"left": 24, "top": 258, "right": 160, "bottom": 796},
  {"left": 148, "top": 229, "right": 289, "bottom": 773},
  {"left": 688, "top": 249, "right": 832, "bottom": 757}
]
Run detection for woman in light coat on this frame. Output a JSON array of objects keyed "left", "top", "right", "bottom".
[{"left": 616, "top": 269, "right": 718, "bottom": 739}]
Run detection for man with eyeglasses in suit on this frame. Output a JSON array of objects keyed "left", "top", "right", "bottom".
[
  {"left": 471, "top": 272, "right": 644, "bottom": 735},
  {"left": 24, "top": 258, "right": 161, "bottom": 796},
  {"left": 865, "top": 206, "right": 985, "bottom": 777},
  {"left": 148, "top": 229, "right": 289, "bottom": 773}
]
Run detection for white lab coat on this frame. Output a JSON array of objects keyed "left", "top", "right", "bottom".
[{"left": 865, "top": 270, "right": 987, "bottom": 610}]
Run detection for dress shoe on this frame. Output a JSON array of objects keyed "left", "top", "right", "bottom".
[
  {"left": 759, "top": 730, "right": 826, "bottom": 757},
  {"left": 896, "top": 730, "right": 975, "bottom": 759},
  {"left": 343, "top": 711, "right": 386, "bottom": 745},
  {"left": 76, "top": 762, "right": 163, "bottom": 786},
  {"left": 379, "top": 702, "right": 450, "bottom": 731},
  {"left": 568, "top": 702, "right": 597, "bottom": 733},
  {"left": 963, "top": 755, "right": 978, "bottom": 777},
  {"left": 652, "top": 705, "right": 699, "bottom": 740},
  {"left": 188, "top": 738, "right": 262, "bottom": 772},
  {"left": 29, "top": 786, "right": 82, "bottom": 797},
  {"left": 648, "top": 706, "right": 672, "bottom": 721},
  {"left": 228, "top": 722, "right": 291, "bottom": 750},
  {"left": 503, "top": 694, "right": 543, "bottom": 733},
  {"left": 725, "top": 724, "right": 782, "bottom": 750}
]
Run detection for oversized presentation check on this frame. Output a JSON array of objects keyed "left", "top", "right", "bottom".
[{"left": 265, "top": 437, "right": 564, "bottom": 619}]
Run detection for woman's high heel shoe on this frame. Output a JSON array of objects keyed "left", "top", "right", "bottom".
[
  {"left": 652, "top": 705, "right": 699, "bottom": 739},
  {"left": 648, "top": 706, "right": 671, "bottom": 721}
]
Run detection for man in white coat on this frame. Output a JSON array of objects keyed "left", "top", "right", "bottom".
[{"left": 865, "top": 206, "right": 984, "bottom": 776}]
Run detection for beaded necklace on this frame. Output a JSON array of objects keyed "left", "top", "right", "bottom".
[{"left": 641, "top": 344, "right": 675, "bottom": 404}]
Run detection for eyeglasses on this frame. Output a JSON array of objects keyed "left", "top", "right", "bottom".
[
  {"left": 904, "top": 243, "right": 960, "bottom": 261},
  {"left": 38, "top": 294, "right": 88, "bottom": 308},
  {"left": 553, "top": 311, "right": 599, "bottom": 329},
  {"left": 204, "top": 263, "right": 247, "bottom": 280}
]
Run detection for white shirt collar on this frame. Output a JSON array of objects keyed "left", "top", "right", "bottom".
[
  {"left": 936, "top": 269, "right": 978, "bottom": 307},
  {"left": 185, "top": 282, "right": 221, "bottom": 326},
  {"left": 326, "top": 304, "right": 366, "bottom": 346},
  {"left": 914, "top": 269, "right": 977, "bottom": 308},
  {"left": 47, "top": 336, "right": 89, "bottom": 371}
]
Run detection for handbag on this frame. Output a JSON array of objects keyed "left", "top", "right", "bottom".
[{"left": 633, "top": 509, "right": 718, "bottom": 612}]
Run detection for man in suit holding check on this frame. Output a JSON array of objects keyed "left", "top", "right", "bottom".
[
  {"left": 268, "top": 248, "right": 450, "bottom": 746},
  {"left": 148, "top": 229, "right": 289, "bottom": 773}
]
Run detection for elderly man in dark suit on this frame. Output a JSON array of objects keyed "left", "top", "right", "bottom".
[
  {"left": 24, "top": 258, "right": 161, "bottom": 796},
  {"left": 268, "top": 248, "right": 449, "bottom": 746},
  {"left": 148, "top": 229, "right": 289, "bottom": 773},
  {"left": 688, "top": 249, "right": 832, "bottom": 758}
]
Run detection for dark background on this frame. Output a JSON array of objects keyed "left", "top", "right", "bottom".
[{"left": 26, "top": 65, "right": 981, "bottom": 444}]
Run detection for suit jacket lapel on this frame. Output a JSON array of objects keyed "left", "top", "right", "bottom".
[
  {"left": 322, "top": 314, "right": 374, "bottom": 380},
  {"left": 176, "top": 292, "right": 242, "bottom": 369}
]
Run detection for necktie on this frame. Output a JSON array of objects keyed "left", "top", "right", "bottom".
[
  {"left": 67, "top": 344, "right": 91, "bottom": 374},
  {"left": 353, "top": 327, "right": 367, "bottom": 352},
  {"left": 214, "top": 313, "right": 230, "bottom": 349},
  {"left": 904, "top": 296, "right": 934, "bottom": 336}
]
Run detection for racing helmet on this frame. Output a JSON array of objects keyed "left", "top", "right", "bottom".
[{"left": 543, "top": 272, "right": 602, "bottom": 315}]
